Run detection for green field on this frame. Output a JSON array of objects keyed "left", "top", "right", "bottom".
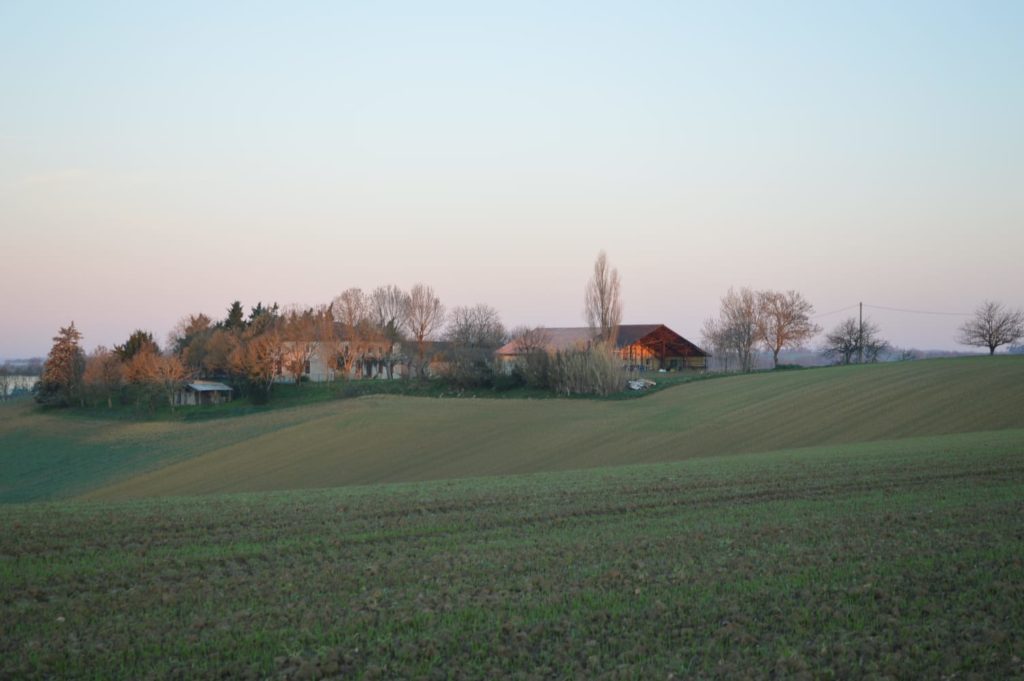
[
  {"left": 2, "top": 357, "right": 1022, "bottom": 503},
  {"left": 3, "top": 430, "right": 1023, "bottom": 678},
  {"left": 2, "top": 357, "right": 1023, "bottom": 678}
]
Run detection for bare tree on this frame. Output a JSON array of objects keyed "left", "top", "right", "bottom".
[
  {"left": 706, "top": 287, "right": 759, "bottom": 372},
  {"left": 369, "top": 285, "right": 409, "bottom": 343},
  {"left": 860, "top": 324, "right": 889, "bottom": 364},
  {"left": 441, "top": 304, "right": 507, "bottom": 387},
  {"left": 756, "top": 290, "right": 821, "bottom": 368},
  {"left": 366, "top": 284, "right": 409, "bottom": 378},
  {"left": 507, "top": 326, "right": 553, "bottom": 387},
  {"left": 957, "top": 301, "right": 1024, "bottom": 355},
  {"left": 701, "top": 317, "right": 736, "bottom": 372},
  {"left": 584, "top": 251, "right": 623, "bottom": 344},
  {"left": 445, "top": 304, "right": 507, "bottom": 348},
  {"left": 332, "top": 288, "right": 383, "bottom": 379},
  {"left": 404, "top": 283, "right": 446, "bottom": 377},
  {"left": 822, "top": 317, "right": 888, "bottom": 365},
  {"left": 332, "top": 288, "right": 369, "bottom": 331},
  {"left": 509, "top": 325, "right": 552, "bottom": 355}
]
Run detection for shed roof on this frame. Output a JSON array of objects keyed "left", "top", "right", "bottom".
[{"left": 186, "top": 381, "right": 233, "bottom": 392}]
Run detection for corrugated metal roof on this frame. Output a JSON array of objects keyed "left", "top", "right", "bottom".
[{"left": 187, "top": 381, "right": 233, "bottom": 392}]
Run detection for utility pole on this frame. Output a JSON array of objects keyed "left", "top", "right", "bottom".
[{"left": 858, "top": 302, "right": 863, "bottom": 365}]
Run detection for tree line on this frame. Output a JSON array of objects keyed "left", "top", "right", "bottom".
[
  {"left": 703, "top": 289, "right": 1024, "bottom": 372},
  {"left": 32, "top": 254, "right": 1023, "bottom": 408},
  {"left": 34, "top": 282, "right": 517, "bottom": 409},
  {"left": 702, "top": 288, "right": 822, "bottom": 372},
  {"left": 34, "top": 253, "right": 635, "bottom": 408}
]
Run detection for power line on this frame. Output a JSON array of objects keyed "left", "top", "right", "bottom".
[
  {"left": 863, "top": 304, "right": 971, "bottom": 317},
  {"left": 812, "top": 302, "right": 971, "bottom": 319},
  {"left": 811, "top": 304, "right": 860, "bottom": 319}
]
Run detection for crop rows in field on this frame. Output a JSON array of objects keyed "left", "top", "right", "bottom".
[
  {"left": 84, "top": 357, "right": 1024, "bottom": 501},
  {"left": 3, "top": 429, "right": 1024, "bottom": 679}
]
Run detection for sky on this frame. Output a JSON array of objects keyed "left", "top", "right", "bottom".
[{"left": 2, "top": 1, "right": 1022, "bottom": 358}]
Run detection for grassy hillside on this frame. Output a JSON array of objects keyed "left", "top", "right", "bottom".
[
  {"left": 0, "top": 400, "right": 333, "bottom": 503},
  {"left": 85, "top": 357, "right": 1024, "bottom": 500},
  {"left": 2, "top": 357, "right": 1021, "bottom": 503},
  {"left": 3, "top": 431, "right": 1023, "bottom": 678}
]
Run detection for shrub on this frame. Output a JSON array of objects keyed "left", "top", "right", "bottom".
[
  {"left": 547, "top": 343, "right": 625, "bottom": 397},
  {"left": 442, "top": 347, "right": 499, "bottom": 389},
  {"left": 518, "top": 351, "right": 551, "bottom": 389},
  {"left": 490, "top": 371, "right": 524, "bottom": 392}
]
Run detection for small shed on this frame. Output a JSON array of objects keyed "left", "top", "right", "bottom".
[{"left": 174, "top": 381, "right": 234, "bottom": 406}]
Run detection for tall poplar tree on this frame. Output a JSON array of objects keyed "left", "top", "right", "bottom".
[{"left": 584, "top": 251, "right": 623, "bottom": 345}]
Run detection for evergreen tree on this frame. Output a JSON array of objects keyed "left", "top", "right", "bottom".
[
  {"left": 248, "top": 301, "right": 279, "bottom": 323},
  {"left": 36, "top": 322, "right": 86, "bottom": 407},
  {"left": 225, "top": 301, "right": 246, "bottom": 330},
  {"left": 114, "top": 330, "right": 159, "bottom": 361}
]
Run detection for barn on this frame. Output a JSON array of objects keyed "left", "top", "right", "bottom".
[{"left": 495, "top": 324, "right": 708, "bottom": 372}]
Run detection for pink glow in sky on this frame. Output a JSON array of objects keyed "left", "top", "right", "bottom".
[{"left": 2, "top": 2, "right": 1022, "bottom": 357}]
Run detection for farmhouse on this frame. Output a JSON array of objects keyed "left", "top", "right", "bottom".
[
  {"left": 495, "top": 324, "right": 708, "bottom": 372},
  {"left": 173, "top": 381, "right": 234, "bottom": 406},
  {"left": 278, "top": 326, "right": 453, "bottom": 383}
]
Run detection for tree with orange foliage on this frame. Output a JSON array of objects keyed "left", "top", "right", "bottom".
[
  {"left": 155, "top": 355, "right": 190, "bottom": 410},
  {"left": 123, "top": 346, "right": 190, "bottom": 410},
  {"left": 36, "top": 322, "right": 86, "bottom": 407},
  {"left": 202, "top": 328, "right": 239, "bottom": 377},
  {"left": 280, "top": 308, "right": 316, "bottom": 385},
  {"left": 230, "top": 329, "right": 283, "bottom": 403},
  {"left": 83, "top": 346, "right": 124, "bottom": 408}
]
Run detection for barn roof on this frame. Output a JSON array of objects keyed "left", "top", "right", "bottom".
[
  {"left": 496, "top": 324, "right": 707, "bottom": 357},
  {"left": 615, "top": 324, "right": 663, "bottom": 345}
]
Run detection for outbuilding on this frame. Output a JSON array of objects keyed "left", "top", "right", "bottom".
[
  {"left": 495, "top": 324, "right": 708, "bottom": 372},
  {"left": 173, "top": 381, "right": 234, "bottom": 406}
]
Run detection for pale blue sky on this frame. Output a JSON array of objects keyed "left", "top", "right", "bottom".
[{"left": 2, "top": 1, "right": 1022, "bottom": 356}]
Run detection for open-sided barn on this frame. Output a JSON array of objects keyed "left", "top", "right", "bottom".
[
  {"left": 173, "top": 381, "right": 234, "bottom": 406},
  {"left": 495, "top": 324, "right": 708, "bottom": 372}
]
